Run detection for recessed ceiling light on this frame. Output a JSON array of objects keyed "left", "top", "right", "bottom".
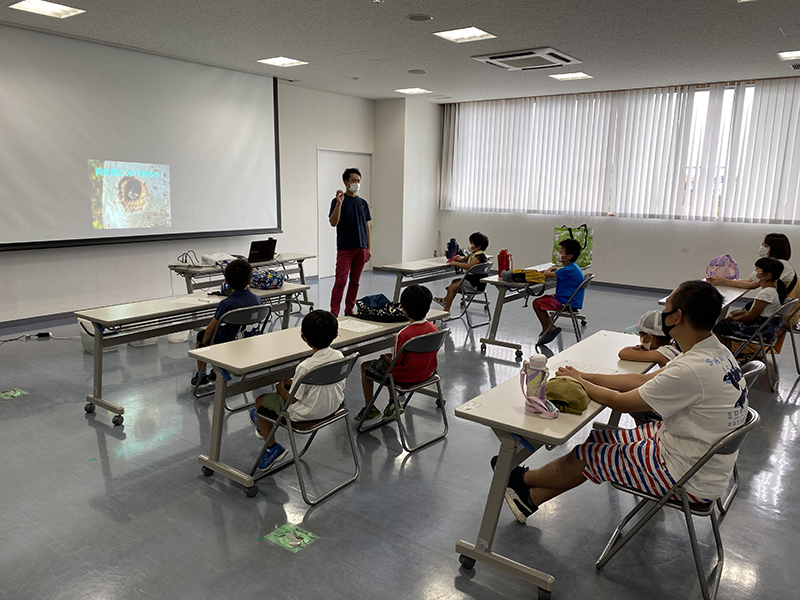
[
  {"left": 549, "top": 72, "right": 593, "bottom": 81},
  {"left": 395, "top": 88, "right": 432, "bottom": 95},
  {"left": 778, "top": 50, "right": 800, "bottom": 60},
  {"left": 9, "top": 0, "right": 84, "bottom": 18},
  {"left": 736, "top": 0, "right": 758, "bottom": 3},
  {"left": 408, "top": 69, "right": 427, "bottom": 75},
  {"left": 433, "top": 27, "right": 496, "bottom": 43},
  {"left": 257, "top": 56, "right": 309, "bottom": 68},
  {"left": 407, "top": 14, "right": 433, "bottom": 22}
]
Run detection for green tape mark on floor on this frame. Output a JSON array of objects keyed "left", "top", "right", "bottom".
[
  {"left": 0, "top": 389, "right": 28, "bottom": 400},
  {"left": 262, "top": 524, "right": 318, "bottom": 553},
  {"left": 89, "top": 458, "right": 98, "bottom": 462}
]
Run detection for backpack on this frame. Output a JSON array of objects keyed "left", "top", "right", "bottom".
[
  {"left": 250, "top": 268, "right": 285, "bottom": 290},
  {"left": 354, "top": 300, "right": 408, "bottom": 323},
  {"left": 446, "top": 238, "right": 463, "bottom": 260},
  {"left": 497, "top": 249, "right": 512, "bottom": 273},
  {"left": 501, "top": 269, "right": 546, "bottom": 284},
  {"left": 706, "top": 254, "right": 739, "bottom": 280}
]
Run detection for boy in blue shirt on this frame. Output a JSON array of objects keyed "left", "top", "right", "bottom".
[
  {"left": 192, "top": 258, "right": 261, "bottom": 386},
  {"left": 533, "top": 238, "right": 585, "bottom": 345}
]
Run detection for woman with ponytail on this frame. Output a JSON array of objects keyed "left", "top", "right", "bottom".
[{"left": 714, "top": 257, "right": 786, "bottom": 350}]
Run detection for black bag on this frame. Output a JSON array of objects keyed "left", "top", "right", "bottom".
[{"left": 354, "top": 299, "right": 408, "bottom": 322}]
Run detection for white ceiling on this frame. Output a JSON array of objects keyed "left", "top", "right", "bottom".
[{"left": 2, "top": 0, "right": 799, "bottom": 103}]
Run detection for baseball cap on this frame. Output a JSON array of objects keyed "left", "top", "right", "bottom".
[{"left": 635, "top": 310, "right": 663, "bottom": 336}]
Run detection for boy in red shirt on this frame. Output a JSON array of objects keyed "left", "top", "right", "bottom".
[{"left": 356, "top": 284, "right": 439, "bottom": 422}]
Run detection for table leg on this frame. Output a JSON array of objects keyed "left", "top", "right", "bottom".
[
  {"left": 282, "top": 295, "right": 293, "bottom": 329},
  {"left": 198, "top": 369, "right": 255, "bottom": 487},
  {"left": 480, "top": 286, "right": 524, "bottom": 357},
  {"left": 85, "top": 325, "right": 125, "bottom": 423},
  {"left": 297, "top": 260, "right": 313, "bottom": 309},
  {"left": 592, "top": 409, "right": 622, "bottom": 430},
  {"left": 184, "top": 274, "right": 194, "bottom": 294},
  {"left": 392, "top": 273, "right": 404, "bottom": 303},
  {"left": 455, "top": 431, "right": 555, "bottom": 596}
]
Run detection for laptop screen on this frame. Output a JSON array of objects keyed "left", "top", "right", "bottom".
[{"left": 247, "top": 239, "right": 277, "bottom": 262}]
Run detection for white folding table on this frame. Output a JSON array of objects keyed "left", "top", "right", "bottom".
[
  {"left": 659, "top": 284, "right": 751, "bottom": 319},
  {"left": 74, "top": 283, "right": 309, "bottom": 425},
  {"left": 189, "top": 309, "right": 449, "bottom": 494},
  {"left": 380, "top": 255, "right": 494, "bottom": 302},
  {"left": 479, "top": 262, "right": 555, "bottom": 358},
  {"left": 169, "top": 252, "right": 315, "bottom": 310},
  {"left": 454, "top": 330, "right": 655, "bottom": 599}
]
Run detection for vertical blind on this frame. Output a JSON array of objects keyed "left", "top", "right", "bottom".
[{"left": 440, "top": 77, "right": 800, "bottom": 223}]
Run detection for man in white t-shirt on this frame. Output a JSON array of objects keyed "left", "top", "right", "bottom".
[{"left": 497, "top": 280, "right": 749, "bottom": 524}]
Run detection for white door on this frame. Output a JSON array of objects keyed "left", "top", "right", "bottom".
[{"left": 317, "top": 149, "right": 373, "bottom": 278}]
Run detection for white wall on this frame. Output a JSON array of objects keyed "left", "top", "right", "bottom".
[
  {"left": 1, "top": 82, "right": 375, "bottom": 323},
  {"left": 439, "top": 211, "right": 800, "bottom": 290},
  {"left": 402, "top": 100, "right": 441, "bottom": 262},
  {"left": 371, "top": 99, "right": 406, "bottom": 267}
]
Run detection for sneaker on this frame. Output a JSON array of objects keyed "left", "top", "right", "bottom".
[
  {"left": 490, "top": 455, "right": 530, "bottom": 479},
  {"left": 208, "top": 370, "right": 216, "bottom": 381},
  {"left": 355, "top": 405, "right": 382, "bottom": 422},
  {"left": 256, "top": 443, "right": 288, "bottom": 473},
  {"left": 433, "top": 297, "right": 446, "bottom": 308},
  {"left": 249, "top": 408, "right": 264, "bottom": 439},
  {"left": 191, "top": 372, "right": 210, "bottom": 386},
  {"left": 538, "top": 327, "right": 562, "bottom": 346},
  {"left": 506, "top": 469, "right": 538, "bottom": 524},
  {"left": 383, "top": 402, "right": 404, "bottom": 419}
]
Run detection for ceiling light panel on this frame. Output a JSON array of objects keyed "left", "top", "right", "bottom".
[
  {"left": 9, "top": 0, "right": 85, "bottom": 18},
  {"left": 257, "top": 56, "right": 308, "bottom": 67},
  {"left": 395, "top": 88, "right": 432, "bottom": 95},
  {"left": 548, "top": 72, "right": 593, "bottom": 81},
  {"left": 777, "top": 50, "right": 800, "bottom": 61},
  {"left": 433, "top": 27, "right": 496, "bottom": 43}
]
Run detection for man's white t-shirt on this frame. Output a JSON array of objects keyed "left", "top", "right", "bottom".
[
  {"left": 638, "top": 336, "right": 749, "bottom": 500},
  {"left": 754, "top": 286, "right": 781, "bottom": 319},
  {"left": 288, "top": 347, "right": 346, "bottom": 420}
]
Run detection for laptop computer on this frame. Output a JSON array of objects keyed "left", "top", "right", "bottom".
[{"left": 247, "top": 238, "right": 277, "bottom": 262}]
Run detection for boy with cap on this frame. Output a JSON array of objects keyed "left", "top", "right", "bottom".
[{"left": 618, "top": 309, "right": 681, "bottom": 368}]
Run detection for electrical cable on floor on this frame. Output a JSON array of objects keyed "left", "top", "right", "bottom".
[{"left": 0, "top": 335, "right": 25, "bottom": 345}]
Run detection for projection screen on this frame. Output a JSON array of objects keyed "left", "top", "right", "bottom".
[{"left": 0, "top": 25, "right": 280, "bottom": 251}]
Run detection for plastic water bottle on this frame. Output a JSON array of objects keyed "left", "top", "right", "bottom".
[{"left": 523, "top": 354, "right": 549, "bottom": 411}]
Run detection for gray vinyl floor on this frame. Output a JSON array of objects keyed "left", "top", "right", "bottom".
[{"left": 0, "top": 271, "right": 796, "bottom": 600}]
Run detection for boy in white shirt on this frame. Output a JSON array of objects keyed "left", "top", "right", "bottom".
[
  {"left": 494, "top": 280, "right": 749, "bottom": 524},
  {"left": 249, "top": 310, "right": 346, "bottom": 473}
]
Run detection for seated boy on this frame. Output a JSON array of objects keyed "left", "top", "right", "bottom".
[
  {"left": 533, "top": 238, "right": 585, "bottom": 345},
  {"left": 357, "top": 284, "right": 439, "bottom": 422},
  {"left": 249, "top": 310, "right": 346, "bottom": 473},
  {"left": 434, "top": 232, "right": 490, "bottom": 312},
  {"left": 496, "top": 281, "right": 748, "bottom": 524},
  {"left": 619, "top": 309, "right": 681, "bottom": 425},
  {"left": 193, "top": 258, "right": 261, "bottom": 386}
]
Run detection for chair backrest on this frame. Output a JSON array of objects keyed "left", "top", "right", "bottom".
[
  {"left": 563, "top": 273, "right": 595, "bottom": 307},
  {"left": 740, "top": 360, "right": 765, "bottom": 388},
  {"left": 395, "top": 329, "right": 450, "bottom": 355},
  {"left": 465, "top": 261, "right": 493, "bottom": 277},
  {"left": 776, "top": 297, "right": 799, "bottom": 318},
  {"left": 675, "top": 408, "right": 760, "bottom": 487},
  {"left": 212, "top": 304, "right": 272, "bottom": 343},
  {"left": 292, "top": 353, "right": 359, "bottom": 387}
]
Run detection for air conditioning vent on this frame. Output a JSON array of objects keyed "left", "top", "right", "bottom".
[
  {"left": 472, "top": 47, "right": 582, "bottom": 71},
  {"left": 792, "top": 63, "right": 800, "bottom": 70}
]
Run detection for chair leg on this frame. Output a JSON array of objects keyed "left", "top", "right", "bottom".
[
  {"left": 596, "top": 497, "right": 652, "bottom": 569},
  {"left": 395, "top": 379, "right": 448, "bottom": 453},
  {"left": 790, "top": 327, "right": 800, "bottom": 375},
  {"left": 570, "top": 311, "right": 581, "bottom": 342},
  {"left": 681, "top": 492, "right": 720, "bottom": 600},
  {"left": 357, "top": 379, "right": 388, "bottom": 434}
]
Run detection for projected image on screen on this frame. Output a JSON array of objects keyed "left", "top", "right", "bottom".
[{"left": 89, "top": 160, "right": 171, "bottom": 229}]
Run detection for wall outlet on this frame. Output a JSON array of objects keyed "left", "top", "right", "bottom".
[
  {"left": 681, "top": 247, "right": 690, "bottom": 253},
  {"left": 433, "top": 250, "right": 437, "bottom": 257}
]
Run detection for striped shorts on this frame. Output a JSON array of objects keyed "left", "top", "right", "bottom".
[{"left": 573, "top": 422, "right": 710, "bottom": 504}]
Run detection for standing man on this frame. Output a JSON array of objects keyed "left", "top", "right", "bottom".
[{"left": 329, "top": 167, "right": 371, "bottom": 316}]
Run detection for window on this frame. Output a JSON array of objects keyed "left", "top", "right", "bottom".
[{"left": 440, "top": 77, "right": 800, "bottom": 223}]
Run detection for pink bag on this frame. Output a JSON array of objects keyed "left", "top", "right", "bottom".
[{"left": 706, "top": 254, "right": 739, "bottom": 280}]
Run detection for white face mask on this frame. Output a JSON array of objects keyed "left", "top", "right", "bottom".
[
  {"left": 348, "top": 182, "right": 360, "bottom": 194},
  {"left": 758, "top": 245, "right": 769, "bottom": 258},
  {"left": 640, "top": 336, "right": 652, "bottom": 351},
  {"left": 555, "top": 254, "right": 564, "bottom": 264}
]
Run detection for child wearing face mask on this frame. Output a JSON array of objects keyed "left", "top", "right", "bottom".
[
  {"left": 434, "top": 231, "right": 490, "bottom": 312},
  {"left": 619, "top": 310, "right": 681, "bottom": 367},
  {"left": 532, "top": 238, "right": 585, "bottom": 346},
  {"left": 707, "top": 233, "right": 796, "bottom": 293},
  {"left": 713, "top": 257, "right": 787, "bottom": 351}
]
